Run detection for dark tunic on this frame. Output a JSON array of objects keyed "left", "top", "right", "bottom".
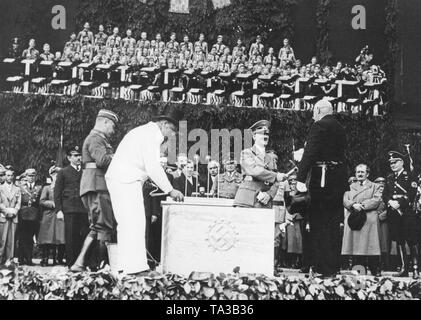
[
  {"left": 38, "top": 185, "right": 65, "bottom": 245},
  {"left": 54, "top": 165, "right": 88, "bottom": 266},
  {"left": 383, "top": 170, "right": 419, "bottom": 244}
]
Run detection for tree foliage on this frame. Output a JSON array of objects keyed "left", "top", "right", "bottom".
[{"left": 0, "top": 92, "right": 412, "bottom": 182}]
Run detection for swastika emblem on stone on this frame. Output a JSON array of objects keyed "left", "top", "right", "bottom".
[{"left": 206, "top": 219, "right": 238, "bottom": 251}]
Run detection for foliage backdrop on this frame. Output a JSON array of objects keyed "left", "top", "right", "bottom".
[{"left": 1, "top": 92, "right": 418, "bottom": 181}]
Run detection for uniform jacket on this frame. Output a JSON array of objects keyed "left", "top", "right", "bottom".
[
  {"left": 80, "top": 129, "right": 114, "bottom": 196},
  {"left": 234, "top": 146, "right": 279, "bottom": 208},
  {"left": 19, "top": 182, "right": 42, "bottom": 221},
  {"left": 173, "top": 173, "right": 199, "bottom": 197},
  {"left": 105, "top": 122, "right": 173, "bottom": 194},
  {"left": 383, "top": 170, "right": 417, "bottom": 216},
  {"left": 0, "top": 183, "right": 21, "bottom": 224},
  {"left": 55, "top": 165, "right": 86, "bottom": 214},
  {"left": 297, "top": 114, "right": 347, "bottom": 195},
  {"left": 211, "top": 171, "right": 242, "bottom": 199}
]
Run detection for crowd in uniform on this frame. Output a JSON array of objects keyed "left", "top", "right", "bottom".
[
  {"left": 6, "top": 23, "right": 386, "bottom": 107},
  {"left": 1, "top": 99, "right": 420, "bottom": 279}
]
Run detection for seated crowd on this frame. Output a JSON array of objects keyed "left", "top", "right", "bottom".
[{"left": 3, "top": 23, "right": 387, "bottom": 112}]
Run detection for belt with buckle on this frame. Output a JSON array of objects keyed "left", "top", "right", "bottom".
[{"left": 313, "top": 161, "right": 342, "bottom": 188}]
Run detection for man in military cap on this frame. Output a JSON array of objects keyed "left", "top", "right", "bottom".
[
  {"left": 70, "top": 109, "right": 119, "bottom": 272},
  {"left": 8, "top": 38, "right": 21, "bottom": 59},
  {"left": 234, "top": 120, "right": 287, "bottom": 208},
  {"left": 210, "top": 154, "right": 242, "bottom": 199},
  {"left": 383, "top": 151, "right": 420, "bottom": 278},
  {"left": 18, "top": 168, "right": 42, "bottom": 265},
  {"left": 54, "top": 146, "right": 87, "bottom": 268},
  {"left": 296, "top": 99, "right": 347, "bottom": 277}
]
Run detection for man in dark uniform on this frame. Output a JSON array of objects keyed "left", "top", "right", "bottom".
[
  {"left": 54, "top": 146, "right": 88, "bottom": 267},
  {"left": 18, "top": 168, "right": 42, "bottom": 265},
  {"left": 234, "top": 120, "right": 287, "bottom": 208},
  {"left": 383, "top": 151, "right": 419, "bottom": 278},
  {"left": 70, "top": 109, "right": 119, "bottom": 272},
  {"left": 296, "top": 100, "right": 347, "bottom": 277}
]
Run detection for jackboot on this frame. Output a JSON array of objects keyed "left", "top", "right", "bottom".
[
  {"left": 55, "top": 245, "right": 66, "bottom": 265},
  {"left": 381, "top": 253, "right": 390, "bottom": 271},
  {"left": 40, "top": 245, "right": 49, "bottom": 267},
  {"left": 394, "top": 245, "right": 409, "bottom": 277},
  {"left": 274, "top": 246, "right": 280, "bottom": 269},
  {"left": 368, "top": 256, "right": 381, "bottom": 277},
  {"left": 18, "top": 243, "right": 26, "bottom": 265},
  {"left": 25, "top": 243, "right": 34, "bottom": 266},
  {"left": 410, "top": 245, "right": 419, "bottom": 280}
]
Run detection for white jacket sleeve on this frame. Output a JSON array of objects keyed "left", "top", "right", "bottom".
[{"left": 142, "top": 135, "right": 173, "bottom": 194}]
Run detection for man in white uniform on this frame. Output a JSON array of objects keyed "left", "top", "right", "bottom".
[{"left": 105, "top": 109, "right": 184, "bottom": 275}]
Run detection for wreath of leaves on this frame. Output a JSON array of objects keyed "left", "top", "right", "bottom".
[{"left": 1, "top": 264, "right": 421, "bottom": 300}]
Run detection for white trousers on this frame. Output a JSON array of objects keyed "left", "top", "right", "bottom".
[{"left": 106, "top": 178, "right": 148, "bottom": 274}]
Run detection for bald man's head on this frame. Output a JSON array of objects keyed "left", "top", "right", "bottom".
[{"left": 313, "top": 100, "right": 333, "bottom": 122}]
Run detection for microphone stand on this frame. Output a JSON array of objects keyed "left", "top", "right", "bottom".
[
  {"left": 217, "top": 166, "right": 220, "bottom": 199},
  {"left": 194, "top": 155, "right": 199, "bottom": 197},
  {"left": 206, "top": 155, "right": 211, "bottom": 198},
  {"left": 184, "top": 168, "right": 188, "bottom": 197}
]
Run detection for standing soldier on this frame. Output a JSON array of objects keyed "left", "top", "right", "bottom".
[
  {"left": 18, "top": 168, "right": 42, "bottom": 265},
  {"left": 210, "top": 154, "right": 242, "bottom": 199},
  {"left": 383, "top": 151, "right": 420, "bottom": 278},
  {"left": 234, "top": 120, "right": 287, "bottom": 208},
  {"left": 70, "top": 109, "right": 119, "bottom": 272}
]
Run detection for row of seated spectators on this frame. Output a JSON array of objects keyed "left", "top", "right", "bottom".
[{"left": 2, "top": 23, "right": 387, "bottom": 113}]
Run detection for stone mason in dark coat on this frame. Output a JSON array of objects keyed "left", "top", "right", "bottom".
[
  {"left": 296, "top": 100, "right": 347, "bottom": 276},
  {"left": 54, "top": 147, "right": 89, "bottom": 267},
  {"left": 18, "top": 168, "right": 42, "bottom": 265}
]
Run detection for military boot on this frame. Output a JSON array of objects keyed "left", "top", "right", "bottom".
[
  {"left": 395, "top": 245, "right": 409, "bottom": 277},
  {"left": 410, "top": 245, "right": 419, "bottom": 280}
]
